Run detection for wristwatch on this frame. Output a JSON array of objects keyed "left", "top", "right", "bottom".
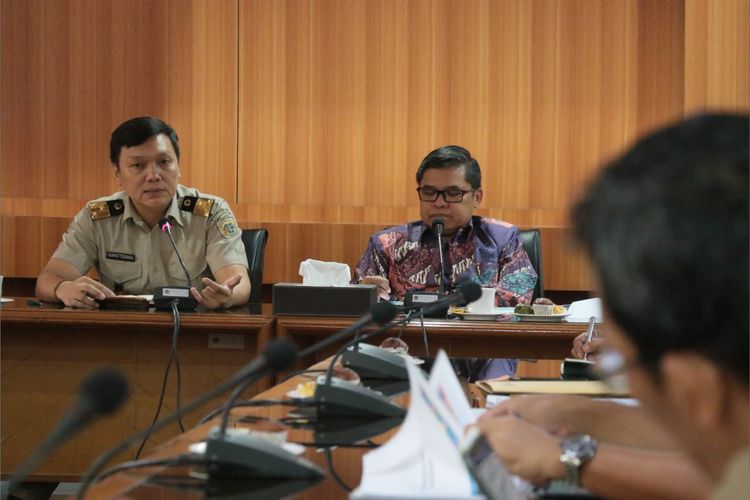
[{"left": 559, "top": 434, "right": 598, "bottom": 487}]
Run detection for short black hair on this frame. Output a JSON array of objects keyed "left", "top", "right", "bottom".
[
  {"left": 109, "top": 116, "right": 180, "bottom": 166},
  {"left": 416, "top": 145, "right": 481, "bottom": 189},
  {"left": 572, "top": 113, "right": 749, "bottom": 384}
]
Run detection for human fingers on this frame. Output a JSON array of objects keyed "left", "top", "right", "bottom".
[
  {"left": 200, "top": 277, "right": 232, "bottom": 296},
  {"left": 80, "top": 283, "right": 109, "bottom": 300},
  {"left": 477, "top": 405, "right": 514, "bottom": 421},
  {"left": 363, "top": 276, "right": 392, "bottom": 300},
  {"left": 69, "top": 289, "right": 99, "bottom": 309},
  {"left": 191, "top": 286, "right": 211, "bottom": 307},
  {"left": 477, "top": 416, "right": 562, "bottom": 484},
  {"left": 192, "top": 285, "right": 227, "bottom": 310},
  {"left": 571, "top": 331, "right": 588, "bottom": 359},
  {"left": 583, "top": 337, "right": 604, "bottom": 355},
  {"left": 222, "top": 274, "right": 242, "bottom": 289}
]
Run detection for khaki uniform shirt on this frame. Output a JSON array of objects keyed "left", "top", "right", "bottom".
[{"left": 52, "top": 185, "right": 248, "bottom": 295}]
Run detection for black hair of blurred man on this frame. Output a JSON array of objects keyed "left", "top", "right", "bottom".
[
  {"left": 572, "top": 113, "right": 748, "bottom": 488},
  {"left": 109, "top": 116, "right": 180, "bottom": 166}
]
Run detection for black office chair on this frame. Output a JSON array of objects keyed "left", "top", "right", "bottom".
[
  {"left": 519, "top": 228, "right": 544, "bottom": 301},
  {"left": 240, "top": 228, "right": 269, "bottom": 304}
]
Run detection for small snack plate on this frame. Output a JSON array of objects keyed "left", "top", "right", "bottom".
[
  {"left": 513, "top": 312, "right": 570, "bottom": 322},
  {"left": 451, "top": 306, "right": 514, "bottom": 321}
]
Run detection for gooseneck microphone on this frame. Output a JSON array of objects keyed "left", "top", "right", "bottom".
[
  {"left": 340, "top": 280, "right": 482, "bottom": 379},
  {"left": 159, "top": 217, "right": 191, "bottom": 287},
  {"left": 432, "top": 218, "right": 446, "bottom": 296},
  {"left": 153, "top": 217, "right": 198, "bottom": 311},
  {"left": 295, "top": 301, "right": 398, "bottom": 359},
  {"left": 7, "top": 369, "right": 129, "bottom": 496},
  {"left": 310, "top": 302, "right": 406, "bottom": 418},
  {"left": 363, "top": 280, "right": 481, "bottom": 342},
  {"left": 217, "top": 340, "right": 302, "bottom": 438},
  {"left": 76, "top": 339, "right": 299, "bottom": 500}
]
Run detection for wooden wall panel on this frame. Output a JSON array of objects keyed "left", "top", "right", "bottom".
[
  {"left": 234, "top": 0, "right": 694, "bottom": 290},
  {"left": 684, "top": 0, "right": 750, "bottom": 111},
  {"left": 2, "top": 0, "right": 748, "bottom": 293},
  {"left": 0, "top": 0, "right": 238, "bottom": 201}
]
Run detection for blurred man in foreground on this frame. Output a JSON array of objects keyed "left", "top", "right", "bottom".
[{"left": 478, "top": 113, "right": 748, "bottom": 499}]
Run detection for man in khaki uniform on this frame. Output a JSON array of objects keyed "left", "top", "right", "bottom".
[{"left": 36, "top": 116, "right": 250, "bottom": 310}]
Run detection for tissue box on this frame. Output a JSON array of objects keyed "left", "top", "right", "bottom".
[{"left": 272, "top": 283, "right": 378, "bottom": 317}]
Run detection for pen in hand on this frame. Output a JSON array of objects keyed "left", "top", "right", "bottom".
[{"left": 583, "top": 316, "right": 597, "bottom": 361}]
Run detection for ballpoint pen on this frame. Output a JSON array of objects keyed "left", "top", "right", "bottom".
[{"left": 582, "top": 316, "right": 597, "bottom": 361}]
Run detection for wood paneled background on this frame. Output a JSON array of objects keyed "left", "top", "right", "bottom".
[{"left": 2, "top": 0, "right": 748, "bottom": 291}]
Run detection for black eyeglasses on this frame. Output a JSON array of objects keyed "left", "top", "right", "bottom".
[{"left": 417, "top": 187, "right": 474, "bottom": 203}]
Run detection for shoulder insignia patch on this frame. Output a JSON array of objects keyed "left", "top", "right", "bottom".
[
  {"left": 218, "top": 216, "right": 239, "bottom": 238},
  {"left": 180, "top": 196, "right": 214, "bottom": 217},
  {"left": 88, "top": 200, "right": 125, "bottom": 221}
]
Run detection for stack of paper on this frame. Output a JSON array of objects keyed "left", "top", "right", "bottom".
[
  {"left": 351, "top": 351, "right": 526, "bottom": 499},
  {"left": 475, "top": 379, "right": 629, "bottom": 397}
]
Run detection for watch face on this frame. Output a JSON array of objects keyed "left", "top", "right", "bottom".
[{"left": 561, "top": 434, "right": 598, "bottom": 461}]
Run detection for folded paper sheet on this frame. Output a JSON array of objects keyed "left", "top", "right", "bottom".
[
  {"left": 566, "top": 297, "right": 603, "bottom": 323},
  {"left": 352, "top": 351, "right": 525, "bottom": 499},
  {"left": 298, "top": 259, "right": 351, "bottom": 286}
]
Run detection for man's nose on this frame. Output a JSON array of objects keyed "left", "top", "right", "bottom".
[
  {"left": 144, "top": 163, "right": 161, "bottom": 181},
  {"left": 434, "top": 193, "right": 449, "bottom": 207}
]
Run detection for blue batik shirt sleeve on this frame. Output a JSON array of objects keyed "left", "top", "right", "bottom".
[
  {"left": 496, "top": 236, "right": 537, "bottom": 306},
  {"left": 353, "top": 235, "right": 389, "bottom": 283}
]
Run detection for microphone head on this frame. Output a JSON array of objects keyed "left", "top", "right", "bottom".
[
  {"left": 456, "top": 280, "right": 482, "bottom": 304},
  {"left": 262, "top": 339, "right": 298, "bottom": 373},
  {"left": 79, "top": 368, "right": 129, "bottom": 417},
  {"left": 431, "top": 218, "right": 445, "bottom": 235},
  {"left": 371, "top": 301, "right": 398, "bottom": 325},
  {"left": 158, "top": 217, "right": 172, "bottom": 233}
]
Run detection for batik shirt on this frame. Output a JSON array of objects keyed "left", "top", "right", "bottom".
[{"left": 354, "top": 216, "right": 537, "bottom": 306}]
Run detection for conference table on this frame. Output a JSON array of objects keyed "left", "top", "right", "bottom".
[
  {"left": 0, "top": 298, "right": 582, "bottom": 486},
  {"left": 0, "top": 299, "right": 274, "bottom": 482},
  {"left": 276, "top": 313, "right": 582, "bottom": 368},
  {"left": 84, "top": 360, "right": 395, "bottom": 499}
]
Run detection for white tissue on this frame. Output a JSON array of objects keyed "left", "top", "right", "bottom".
[{"left": 298, "top": 259, "right": 351, "bottom": 286}]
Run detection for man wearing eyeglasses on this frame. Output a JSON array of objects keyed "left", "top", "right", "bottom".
[
  {"left": 476, "top": 114, "right": 748, "bottom": 499},
  {"left": 354, "top": 145, "right": 537, "bottom": 380}
]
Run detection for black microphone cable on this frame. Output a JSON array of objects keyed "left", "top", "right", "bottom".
[
  {"left": 134, "top": 300, "right": 185, "bottom": 460},
  {"left": 325, "top": 447, "right": 353, "bottom": 493},
  {"left": 76, "top": 338, "right": 298, "bottom": 500}
]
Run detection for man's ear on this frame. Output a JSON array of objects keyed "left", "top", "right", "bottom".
[
  {"left": 474, "top": 188, "right": 483, "bottom": 206},
  {"left": 660, "top": 352, "right": 726, "bottom": 432},
  {"left": 113, "top": 165, "right": 120, "bottom": 177}
]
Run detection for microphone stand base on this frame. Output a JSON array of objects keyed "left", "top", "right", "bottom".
[
  {"left": 203, "top": 428, "right": 325, "bottom": 479},
  {"left": 153, "top": 287, "right": 198, "bottom": 312},
  {"left": 342, "top": 343, "right": 409, "bottom": 380},
  {"left": 314, "top": 379, "right": 406, "bottom": 418}
]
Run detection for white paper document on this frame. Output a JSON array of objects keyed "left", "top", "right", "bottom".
[
  {"left": 352, "top": 351, "right": 523, "bottom": 499},
  {"left": 566, "top": 297, "right": 603, "bottom": 323}
]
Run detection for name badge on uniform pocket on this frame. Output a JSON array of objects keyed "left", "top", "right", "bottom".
[{"left": 106, "top": 251, "right": 136, "bottom": 262}]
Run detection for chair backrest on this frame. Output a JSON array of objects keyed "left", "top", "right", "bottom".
[
  {"left": 240, "top": 228, "right": 269, "bottom": 304},
  {"left": 518, "top": 228, "right": 544, "bottom": 301}
]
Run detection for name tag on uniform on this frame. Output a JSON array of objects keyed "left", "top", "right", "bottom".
[{"left": 106, "top": 251, "right": 136, "bottom": 262}]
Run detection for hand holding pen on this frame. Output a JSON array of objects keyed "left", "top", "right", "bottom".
[{"left": 571, "top": 316, "right": 601, "bottom": 360}]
